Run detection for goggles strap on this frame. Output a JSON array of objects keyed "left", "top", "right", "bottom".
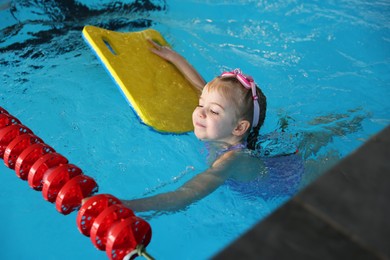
[
  {"left": 250, "top": 81, "right": 260, "bottom": 128},
  {"left": 220, "top": 69, "right": 260, "bottom": 128}
]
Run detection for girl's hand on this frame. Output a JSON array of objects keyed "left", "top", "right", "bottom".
[
  {"left": 147, "top": 38, "right": 206, "bottom": 91},
  {"left": 81, "top": 197, "right": 90, "bottom": 205},
  {"left": 147, "top": 38, "right": 181, "bottom": 63}
]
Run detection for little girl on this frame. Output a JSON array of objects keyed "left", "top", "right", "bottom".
[{"left": 121, "top": 40, "right": 267, "bottom": 212}]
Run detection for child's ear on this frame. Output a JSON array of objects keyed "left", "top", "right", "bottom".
[{"left": 233, "top": 120, "right": 251, "bottom": 136}]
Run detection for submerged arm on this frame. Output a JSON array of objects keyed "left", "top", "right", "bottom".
[
  {"left": 122, "top": 152, "right": 236, "bottom": 212},
  {"left": 148, "top": 39, "right": 206, "bottom": 92}
]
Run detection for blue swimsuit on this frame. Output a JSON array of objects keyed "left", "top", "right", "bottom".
[
  {"left": 225, "top": 153, "right": 304, "bottom": 200},
  {"left": 206, "top": 134, "right": 304, "bottom": 200}
]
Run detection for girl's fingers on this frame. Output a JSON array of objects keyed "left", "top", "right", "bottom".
[
  {"left": 147, "top": 38, "right": 170, "bottom": 51},
  {"left": 147, "top": 38, "right": 161, "bottom": 48}
]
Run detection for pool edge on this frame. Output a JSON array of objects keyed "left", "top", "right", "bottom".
[{"left": 214, "top": 125, "right": 390, "bottom": 259}]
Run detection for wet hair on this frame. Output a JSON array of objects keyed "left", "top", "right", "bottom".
[{"left": 206, "top": 76, "right": 267, "bottom": 150}]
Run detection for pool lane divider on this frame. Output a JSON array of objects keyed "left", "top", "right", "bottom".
[{"left": 0, "top": 107, "right": 153, "bottom": 260}]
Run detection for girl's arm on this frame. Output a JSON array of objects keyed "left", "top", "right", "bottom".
[
  {"left": 148, "top": 39, "right": 206, "bottom": 92},
  {"left": 121, "top": 152, "right": 236, "bottom": 212}
]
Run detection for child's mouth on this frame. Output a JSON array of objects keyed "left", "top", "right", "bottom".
[{"left": 195, "top": 122, "right": 206, "bottom": 128}]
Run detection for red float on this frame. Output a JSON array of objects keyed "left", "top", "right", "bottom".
[
  {"left": 55, "top": 175, "right": 98, "bottom": 215},
  {"left": 0, "top": 107, "right": 9, "bottom": 114},
  {"left": 0, "top": 107, "right": 153, "bottom": 259},
  {"left": 42, "top": 164, "right": 82, "bottom": 202},
  {"left": 28, "top": 152, "right": 68, "bottom": 190},
  {"left": 0, "top": 113, "right": 21, "bottom": 129},
  {"left": 91, "top": 204, "right": 134, "bottom": 251},
  {"left": 105, "top": 216, "right": 152, "bottom": 260},
  {"left": 3, "top": 134, "right": 43, "bottom": 169},
  {"left": 14, "top": 143, "right": 55, "bottom": 180},
  {"left": 77, "top": 194, "right": 122, "bottom": 237},
  {"left": 0, "top": 124, "right": 32, "bottom": 158}
]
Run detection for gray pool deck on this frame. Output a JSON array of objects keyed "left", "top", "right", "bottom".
[{"left": 214, "top": 125, "right": 390, "bottom": 259}]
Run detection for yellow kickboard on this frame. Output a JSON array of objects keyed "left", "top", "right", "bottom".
[{"left": 82, "top": 25, "right": 199, "bottom": 133}]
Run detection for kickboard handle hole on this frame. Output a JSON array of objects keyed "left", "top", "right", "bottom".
[{"left": 103, "top": 38, "right": 117, "bottom": 55}]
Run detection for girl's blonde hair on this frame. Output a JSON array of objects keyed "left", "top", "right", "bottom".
[{"left": 205, "top": 76, "right": 267, "bottom": 149}]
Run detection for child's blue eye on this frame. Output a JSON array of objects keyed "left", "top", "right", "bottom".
[{"left": 210, "top": 110, "right": 219, "bottom": 115}]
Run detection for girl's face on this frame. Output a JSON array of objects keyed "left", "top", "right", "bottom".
[{"left": 192, "top": 86, "right": 239, "bottom": 144}]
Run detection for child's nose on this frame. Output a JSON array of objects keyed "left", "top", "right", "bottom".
[{"left": 198, "top": 107, "right": 206, "bottom": 118}]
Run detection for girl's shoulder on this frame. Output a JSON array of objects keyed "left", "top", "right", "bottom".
[{"left": 215, "top": 149, "right": 266, "bottom": 181}]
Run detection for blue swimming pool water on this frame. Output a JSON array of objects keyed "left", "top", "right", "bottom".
[{"left": 1, "top": 0, "right": 389, "bottom": 259}]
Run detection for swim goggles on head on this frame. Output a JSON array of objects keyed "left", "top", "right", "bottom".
[{"left": 220, "top": 69, "right": 260, "bottom": 128}]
